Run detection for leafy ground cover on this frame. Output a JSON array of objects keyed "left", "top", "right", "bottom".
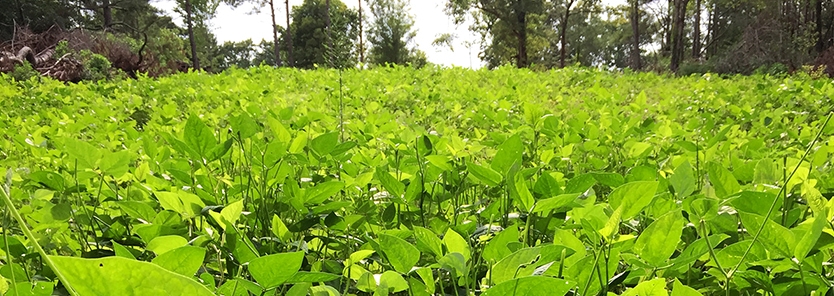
[{"left": 1, "top": 66, "right": 834, "bottom": 295}]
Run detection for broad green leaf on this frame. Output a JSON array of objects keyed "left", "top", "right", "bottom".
[
  {"left": 403, "top": 175, "right": 423, "bottom": 203},
  {"left": 629, "top": 142, "right": 652, "bottom": 158},
  {"left": 425, "top": 155, "right": 452, "bottom": 171},
  {"left": 63, "top": 138, "right": 101, "bottom": 169},
  {"left": 442, "top": 228, "right": 471, "bottom": 263},
  {"left": 482, "top": 225, "right": 519, "bottom": 264},
  {"left": 482, "top": 276, "right": 573, "bottom": 296},
  {"left": 154, "top": 191, "right": 205, "bottom": 219},
  {"left": 267, "top": 117, "right": 292, "bottom": 144},
  {"left": 714, "top": 240, "right": 766, "bottom": 272},
  {"left": 349, "top": 250, "right": 376, "bottom": 263},
  {"left": 378, "top": 234, "right": 420, "bottom": 274},
  {"left": 592, "top": 172, "right": 625, "bottom": 188},
  {"left": 534, "top": 172, "right": 562, "bottom": 197},
  {"left": 48, "top": 256, "right": 214, "bottom": 295},
  {"left": 794, "top": 213, "right": 826, "bottom": 261},
  {"left": 206, "top": 138, "right": 233, "bottom": 162},
  {"left": 0, "top": 275, "right": 6, "bottom": 295},
  {"left": 100, "top": 150, "right": 132, "bottom": 177},
  {"left": 467, "top": 161, "right": 502, "bottom": 186},
  {"left": 227, "top": 231, "right": 259, "bottom": 264},
  {"left": 249, "top": 252, "right": 304, "bottom": 289},
  {"left": 289, "top": 131, "right": 308, "bottom": 154},
  {"left": 413, "top": 226, "right": 443, "bottom": 258},
  {"left": 622, "top": 277, "right": 668, "bottom": 296},
  {"left": 533, "top": 193, "right": 582, "bottom": 214},
  {"left": 117, "top": 201, "right": 157, "bottom": 222},
  {"left": 220, "top": 199, "right": 245, "bottom": 226},
  {"left": 309, "top": 285, "right": 341, "bottom": 296},
  {"left": 753, "top": 159, "right": 778, "bottom": 185},
  {"left": 287, "top": 283, "right": 313, "bottom": 296},
  {"left": 489, "top": 247, "right": 540, "bottom": 285},
  {"left": 146, "top": 235, "right": 188, "bottom": 255},
  {"left": 672, "top": 278, "right": 703, "bottom": 296},
  {"left": 608, "top": 181, "right": 659, "bottom": 220},
  {"left": 564, "top": 174, "right": 596, "bottom": 194},
  {"left": 26, "top": 171, "right": 66, "bottom": 192},
  {"left": 375, "top": 169, "right": 404, "bottom": 200},
  {"left": 738, "top": 212, "right": 795, "bottom": 258},
  {"left": 311, "top": 132, "right": 339, "bottom": 157},
  {"left": 355, "top": 271, "right": 376, "bottom": 293},
  {"left": 633, "top": 211, "right": 684, "bottom": 267},
  {"left": 600, "top": 206, "right": 623, "bottom": 240},
  {"left": 707, "top": 162, "right": 740, "bottom": 199},
  {"left": 671, "top": 234, "right": 730, "bottom": 269},
  {"left": 705, "top": 125, "right": 731, "bottom": 149},
  {"left": 512, "top": 173, "right": 535, "bottom": 212},
  {"left": 183, "top": 115, "right": 217, "bottom": 158},
  {"left": 730, "top": 191, "right": 778, "bottom": 216},
  {"left": 306, "top": 181, "right": 345, "bottom": 204},
  {"left": 286, "top": 272, "right": 341, "bottom": 283},
  {"left": 14, "top": 281, "right": 52, "bottom": 296},
  {"left": 491, "top": 134, "right": 523, "bottom": 175},
  {"left": 151, "top": 246, "right": 206, "bottom": 277},
  {"left": 415, "top": 268, "right": 435, "bottom": 294},
  {"left": 230, "top": 113, "right": 260, "bottom": 139},
  {"left": 271, "top": 215, "right": 292, "bottom": 243},
  {"left": 379, "top": 271, "right": 409, "bottom": 292},
  {"left": 802, "top": 180, "right": 827, "bottom": 215},
  {"left": 669, "top": 160, "right": 696, "bottom": 198},
  {"left": 217, "top": 278, "right": 262, "bottom": 296},
  {"left": 112, "top": 241, "right": 136, "bottom": 259},
  {"left": 438, "top": 252, "right": 468, "bottom": 277}
]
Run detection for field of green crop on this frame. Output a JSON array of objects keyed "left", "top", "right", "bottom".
[{"left": 1, "top": 66, "right": 834, "bottom": 295}]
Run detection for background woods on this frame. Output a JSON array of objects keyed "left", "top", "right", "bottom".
[{"left": 1, "top": 0, "right": 834, "bottom": 80}]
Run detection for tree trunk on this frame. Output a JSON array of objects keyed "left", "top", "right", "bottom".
[
  {"left": 285, "top": 0, "right": 294, "bottom": 66},
  {"left": 515, "top": 0, "right": 528, "bottom": 68},
  {"left": 325, "top": 0, "right": 334, "bottom": 67},
  {"left": 664, "top": 0, "right": 673, "bottom": 55},
  {"left": 705, "top": 2, "right": 713, "bottom": 58},
  {"left": 185, "top": 0, "right": 200, "bottom": 69},
  {"left": 268, "top": 0, "right": 283, "bottom": 66},
  {"left": 559, "top": 0, "right": 575, "bottom": 68},
  {"left": 358, "top": 0, "right": 365, "bottom": 64},
  {"left": 102, "top": 0, "right": 113, "bottom": 30},
  {"left": 692, "top": 0, "right": 701, "bottom": 58},
  {"left": 670, "top": 0, "right": 689, "bottom": 72},
  {"left": 816, "top": 0, "right": 824, "bottom": 53},
  {"left": 630, "top": 0, "right": 641, "bottom": 69}
]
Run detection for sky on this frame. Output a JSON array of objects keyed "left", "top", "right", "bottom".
[{"left": 150, "top": 0, "right": 625, "bottom": 69}]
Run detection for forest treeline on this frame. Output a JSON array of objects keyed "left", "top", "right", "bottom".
[{"left": 1, "top": 0, "right": 833, "bottom": 81}]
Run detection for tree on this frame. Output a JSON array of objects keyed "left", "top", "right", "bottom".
[
  {"left": 290, "top": 0, "right": 359, "bottom": 68},
  {"left": 285, "top": 0, "right": 294, "bottom": 66},
  {"left": 691, "top": 0, "right": 700, "bottom": 58},
  {"left": 358, "top": 0, "right": 365, "bottom": 63},
  {"left": 184, "top": 0, "right": 200, "bottom": 68},
  {"left": 629, "top": 0, "right": 641, "bottom": 69},
  {"left": 446, "top": 0, "right": 546, "bottom": 68},
  {"left": 268, "top": 0, "right": 283, "bottom": 66},
  {"left": 215, "top": 39, "right": 258, "bottom": 71},
  {"left": 552, "top": 0, "right": 598, "bottom": 68},
  {"left": 174, "top": 0, "right": 220, "bottom": 69},
  {"left": 366, "top": 0, "right": 425, "bottom": 66},
  {"left": 669, "top": 0, "right": 688, "bottom": 72}
]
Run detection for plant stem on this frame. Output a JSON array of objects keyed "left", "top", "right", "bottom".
[{"left": 1, "top": 177, "right": 79, "bottom": 296}]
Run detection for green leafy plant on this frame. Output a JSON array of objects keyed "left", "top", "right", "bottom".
[{"left": 1, "top": 66, "right": 833, "bottom": 295}]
